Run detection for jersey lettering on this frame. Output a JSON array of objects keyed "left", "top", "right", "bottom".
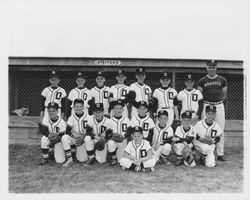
[
  {"left": 211, "top": 130, "right": 217, "bottom": 138},
  {"left": 100, "top": 126, "right": 107, "bottom": 133},
  {"left": 192, "top": 94, "right": 198, "bottom": 101},
  {"left": 55, "top": 92, "right": 62, "bottom": 100},
  {"left": 121, "top": 89, "right": 127, "bottom": 97},
  {"left": 55, "top": 126, "right": 59, "bottom": 133},
  {"left": 168, "top": 92, "right": 173, "bottom": 100},
  {"left": 82, "top": 93, "right": 87, "bottom": 100},
  {"left": 122, "top": 124, "right": 127, "bottom": 132},
  {"left": 143, "top": 123, "right": 149, "bottom": 131},
  {"left": 162, "top": 132, "right": 168, "bottom": 140},
  {"left": 145, "top": 88, "right": 149, "bottom": 95},
  {"left": 140, "top": 149, "right": 147, "bottom": 158},
  {"left": 104, "top": 91, "right": 109, "bottom": 99},
  {"left": 82, "top": 120, "right": 88, "bottom": 129}
]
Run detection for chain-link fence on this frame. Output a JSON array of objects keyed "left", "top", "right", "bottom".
[{"left": 9, "top": 68, "right": 244, "bottom": 120}]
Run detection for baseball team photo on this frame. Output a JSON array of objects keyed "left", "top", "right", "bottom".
[{"left": 5, "top": 0, "right": 248, "bottom": 197}]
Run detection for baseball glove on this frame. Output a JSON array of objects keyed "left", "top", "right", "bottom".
[
  {"left": 199, "top": 136, "right": 213, "bottom": 145},
  {"left": 110, "top": 133, "right": 124, "bottom": 143},
  {"left": 95, "top": 138, "right": 106, "bottom": 151},
  {"left": 172, "top": 119, "right": 181, "bottom": 131},
  {"left": 75, "top": 135, "right": 85, "bottom": 147},
  {"left": 48, "top": 133, "right": 60, "bottom": 147},
  {"left": 182, "top": 145, "right": 194, "bottom": 165}
]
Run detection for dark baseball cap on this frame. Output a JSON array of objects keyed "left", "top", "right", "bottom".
[
  {"left": 158, "top": 110, "right": 168, "bottom": 117},
  {"left": 181, "top": 111, "right": 192, "bottom": 119},
  {"left": 92, "top": 103, "right": 104, "bottom": 111},
  {"left": 160, "top": 72, "right": 171, "bottom": 80},
  {"left": 206, "top": 105, "right": 217, "bottom": 113},
  {"left": 47, "top": 102, "right": 59, "bottom": 110},
  {"left": 113, "top": 100, "right": 125, "bottom": 107},
  {"left": 74, "top": 98, "right": 84, "bottom": 106},
  {"left": 116, "top": 70, "right": 126, "bottom": 77},
  {"left": 133, "top": 126, "right": 143, "bottom": 134},
  {"left": 136, "top": 68, "right": 146, "bottom": 75},
  {"left": 76, "top": 72, "right": 86, "bottom": 79},
  {"left": 96, "top": 71, "right": 105, "bottom": 78},
  {"left": 49, "top": 71, "right": 59, "bottom": 79},
  {"left": 137, "top": 101, "right": 148, "bottom": 108},
  {"left": 206, "top": 60, "right": 217, "bottom": 67},
  {"left": 185, "top": 74, "right": 195, "bottom": 81}
]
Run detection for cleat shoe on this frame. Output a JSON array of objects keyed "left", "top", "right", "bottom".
[
  {"left": 135, "top": 166, "right": 142, "bottom": 172},
  {"left": 150, "top": 167, "right": 155, "bottom": 172},
  {"left": 175, "top": 159, "right": 183, "bottom": 166},
  {"left": 63, "top": 157, "right": 73, "bottom": 167},
  {"left": 142, "top": 167, "right": 155, "bottom": 172},
  {"left": 40, "top": 158, "right": 48, "bottom": 165},
  {"left": 162, "top": 157, "right": 172, "bottom": 166},
  {"left": 121, "top": 166, "right": 126, "bottom": 170},
  {"left": 200, "top": 156, "right": 206, "bottom": 165},
  {"left": 109, "top": 159, "right": 118, "bottom": 166},
  {"left": 84, "top": 157, "right": 95, "bottom": 166},
  {"left": 217, "top": 155, "right": 227, "bottom": 161}
]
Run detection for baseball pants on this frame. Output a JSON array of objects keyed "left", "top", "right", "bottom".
[
  {"left": 193, "top": 140, "right": 216, "bottom": 167},
  {"left": 41, "top": 136, "right": 65, "bottom": 163},
  {"left": 61, "top": 135, "right": 88, "bottom": 162},
  {"left": 107, "top": 139, "right": 127, "bottom": 162},
  {"left": 202, "top": 102, "right": 225, "bottom": 156},
  {"left": 120, "top": 157, "right": 156, "bottom": 169},
  {"left": 153, "top": 143, "right": 172, "bottom": 161},
  {"left": 173, "top": 143, "right": 196, "bottom": 167}
]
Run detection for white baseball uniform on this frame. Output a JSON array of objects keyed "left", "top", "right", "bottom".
[
  {"left": 41, "top": 86, "right": 67, "bottom": 116},
  {"left": 108, "top": 116, "right": 132, "bottom": 162},
  {"left": 90, "top": 86, "right": 111, "bottom": 115},
  {"left": 193, "top": 120, "right": 223, "bottom": 167},
  {"left": 86, "top": 115, "right": 113, "bottom": 163},
  {"left": 41, "top": 116, "right": 67, "bottom": 163},
  {"left": 110, "top": 84, "right": 130, "bottom": 117},
  {"left": 129, "top": 83, "right": 152, "bottom": 117},
  {"left": 152, "top": 124, "right": 173, "bottom": 160},
  {"left": 131, "top": 115, "right": 155, "bottom": 140},
  {"left": 120, "top": 139, "right": 156, "bottom": 169},
  {"left": 68, "top": 87, "right": 91, "bottom": 114},
  {"left": 153, "top": 87, "right": 178, "bottom": 125}
]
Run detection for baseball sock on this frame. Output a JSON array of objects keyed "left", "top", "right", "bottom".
[
  {"left": 65, "top": 149, "right": 72, "bottom": 160},
  {"left": 161, "top": 153, "right": 168, "bottom": 158},
  {"left": 128, "top": 163, "right": 136, "bottom": 171},
  {"left": 71, "top": 145, "right": 76, "bottom": 159},
  {"left": 42, "top": 148, "right": 49, "bottom": 159},
  {"left": 87, "top": 150, "right": 95, "bottom": 159},
  {"left": 109, "top": 147, "right": 118, "bottom": 160}
]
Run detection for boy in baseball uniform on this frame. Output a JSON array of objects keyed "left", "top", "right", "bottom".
[
  {"left": 120, "top": 126, "right": 156, "bottom": 172},
  {"left": 89, "top": 71, "right": 111, "bottom": 117},
  {"left": 152, "top": 72, "right": 179, "bottom": 126},
  {"left": 193, "top": 105, "right": 222, "bottom": 167},
  {"left": 130, "top": 101, "right": 155, "bottom": 144},
  {"left": 177, "top": 74, "right": 203, "bottom": 125},
  {"left": 84, "top": 103, "right": 113, "bottom": 165},
  {"left": 128, "top": 68, "right": 153, "bottom": 117},
  {"left": 67, "top": 72, "right": 91, "bottom": 118},
  {"left": 109, "top": 70, "right": 130, "bottom": 118},
  {"left": 39, "top": 102, "right": 67, "bottom": 166},
  {"left": 40, "top": 71, "right": 67, "bottom": 122},
  {"left": 60, "top": 99, "right": 90, "bottom": 167},
  {"left": 108, "top": 100, "right": 132, "bottom": 165},
  {"left": 172, "top": 111, "right": 197, "bottom": 167},
  {"left": 152, "top": 110, "right": 173, "bottom": 165}
]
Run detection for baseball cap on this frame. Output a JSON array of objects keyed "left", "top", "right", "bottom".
[
  {"left": 137, "top": 100, "right": 148, "bottom": 108},
  {"left": 96, "top": 71, "right": 105, "bottom": 78},
  {"left": 92, "top": 103, "right": 104, "bottom": 111},
  {"left": 181, "top": 111, "right": 192, "bottom": 119},
  {"left": 47, "top": 102, "right": 59, "bottom": 110},
  {"left": 205, "top": 105, "right": 217, "bottom": 113},
  {"left": 49, "top": 71, "right": 59, "bottom": 79},
  {"left": 116, "top": 70, "right": 126, "bottom": 77},
  {"left": 73, "top": 98, "right": 84, "bottom": 106},
  {"left": 76, "top": 72, "right": 86, "bottom": 79},
  {"left": 158, "top": 110, "right": 168, "bottom": 117},
  {"left": 206, "top": 60, "right": 217, "bottom": 67},
  {"left": 133, "top": 126, "right": 143, "bottom": 134},
  {"left": 113, "top": 100, "right": 125, "bottom": 107},
  {"left": 185, "top": 74, "right": 194, "bottom": 81},
  {"left": 136, "top": 68, "right": 146, "bottom": 75},
  {"left": 160, "top": 72, "right": 171, "bottom": 80}
]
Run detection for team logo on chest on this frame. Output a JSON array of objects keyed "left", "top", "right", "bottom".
[
  {"left": 162, "top": 131, "right": 168, "bottom": 140},
  {"left": 140, "top": 149, "right": 147, "bottom": 158},
  {"left": 103, "top": 91, "right": 108, "bottom": 99},
  {"left": 145, "top": 88, "right": 149, "bottom": 95},
  {"left": 143, "top": 123, "right": 149, "bottom": 131},
  {"left": 192, "top": 94, "right": 198, "bottom": 101},
  {"left": 210, "top": 129, "right": 217, "bottom": 138},
  {"left": 100, "top": 125, "right": 107, "bottom": 133},
  {"left": 122, "top": 124, "right": 127, "bottom": 132},
  {"left": 168, "top": 92, "right": 173, "bottom": 99}
]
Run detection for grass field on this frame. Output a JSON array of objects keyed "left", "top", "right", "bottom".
[{"left": 9, "top": 144, "right": 243, "bottom": 193}]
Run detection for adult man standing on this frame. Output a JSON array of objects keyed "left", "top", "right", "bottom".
[{"left": 197, "top": 60, "right": 227, "bottom": 161}]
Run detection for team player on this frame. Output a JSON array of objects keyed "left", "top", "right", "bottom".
[
  {"left": 108, "top": 100, "right": 132, "bottom": 165},
  {"left": 120, "top": 126, "right": 156, "bottom": 172},
  {"left": 60, "top": 99, "right": 90, "bottom": 167},
  {"left": 130, "top": 101, "right": 155, "bottom": 144},
  {"left": 193, "top": 105, "right": 222, "bottom": 167},
  {"left": 109, "top": 70, "right": 130, "bottom": 118},
  {"left": 152, "top": 110, "right": 173, "bottom": 165},
  {"left": 40, "top": 71, "right": 67, "bottom": 122},
  {"left": 67, "top": 72, "right": 91, "bottom": 118},
  {"left": 197, "top": 60, "right": 227, "bottom": 161},
  {"left": 172, "top": 111, "right": 197, "bottom": 167},
  {"left": 128, "top": 68, "right": 153, "bottom": 117},
  {"left": 84, "top": 103, "right": 113, "bottom": 165},
  {"left": 39, "top": 102, "right": 67, "bottom": 166},
  {"left": 89, "top": 71, "right": 111, "bottom": 117},
  {"left": 152, "top": 72, "right": 179, "bottom": 126},
  {"left": 177, "top": 74, "right": 203, "bottom": 124}
]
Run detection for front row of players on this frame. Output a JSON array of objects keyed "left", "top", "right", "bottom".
[{"left": 39, "top": 99, "right": 222, "bottom": 171}]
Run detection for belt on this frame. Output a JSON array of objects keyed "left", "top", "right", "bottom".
[{"left": 204, "top": 101, "right": 223, "bottom": 105}]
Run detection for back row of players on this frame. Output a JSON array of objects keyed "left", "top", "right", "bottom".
[{"left": 39, "top": 61, "right": 227, "bottom": 171}]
